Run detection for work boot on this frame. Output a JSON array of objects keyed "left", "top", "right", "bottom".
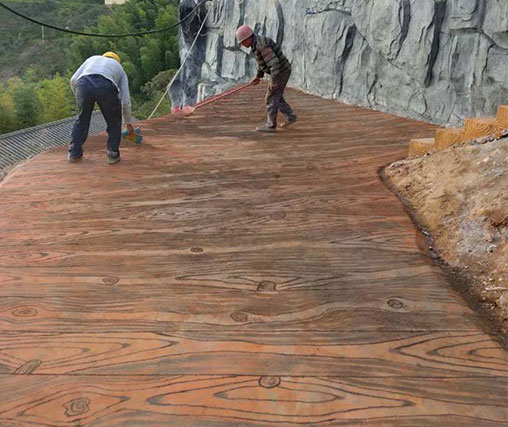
[
  {"left": 68, "top": 154, "right": 83, "bottom": 163},
  {"left": 256, "top": 126, "right": 276, "bottom": 133},
  {"left": 281, "top": 115, "right": 298, "bottom": 128},
  {"left": 107, "top": 154, "right": 121, "bottom": 164}
]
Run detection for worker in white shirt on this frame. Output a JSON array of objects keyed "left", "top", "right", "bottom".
[{"left": 69, "top": 52, "right": 134, "bottom": 164}]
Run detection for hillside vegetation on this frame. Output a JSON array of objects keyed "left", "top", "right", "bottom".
[
  {"left": 0, "top": 0, "right": 180, "bottom": 134},
  {"left": 0, "top": 0, "right": 106, "bottom": 81}
]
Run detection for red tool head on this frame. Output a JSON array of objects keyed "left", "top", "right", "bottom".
[{"left": 182, "top": 106, "right": 195, "bottom": 116}]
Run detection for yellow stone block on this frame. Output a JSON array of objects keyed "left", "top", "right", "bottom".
[
  {"left": 495, "top": 105, "right": 508, "bottom": 130},
  {"left": 435, "top": 128, "right": 464, "bottom": 150},
  {"left": 462, "top": 117, "right": 496, "bottom": 141},
  {"left": 409, "top": 138, "right": 435, "bottom": 157}
]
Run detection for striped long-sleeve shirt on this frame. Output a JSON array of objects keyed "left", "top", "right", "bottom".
[{"left": 251, "top": 35, "right": 291, "bottom": 81}]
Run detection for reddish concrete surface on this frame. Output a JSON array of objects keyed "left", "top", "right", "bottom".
[{"left": 0, "top": 86, "right": 506, "bottom": 425}]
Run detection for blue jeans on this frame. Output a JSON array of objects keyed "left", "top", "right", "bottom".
[{"left": 69, "top": 75, "right": 122, "bottom": 159}]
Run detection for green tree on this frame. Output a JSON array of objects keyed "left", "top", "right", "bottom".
[
  {"left": 0, "top": 0, "right": 182, "bottom": 131},
  {"left": 133, "top": 68, "right": 175, "bottom": 118},
  {"left": 13, "top": 82, "right": 43, "bottom": 128},
  {"left": 38, "top": 73, "right": 74, "bottom": 122},
  {"left": 69, "top": 0, "right": 180, "bottom": 108},
  {"left": 0, "top": 84, "right": 16, "bottom": 134},
  {"left": 0, "top": 1, "right": 109, "bottom": 81}
]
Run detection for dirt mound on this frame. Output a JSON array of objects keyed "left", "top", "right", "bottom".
[{"left": 384, "top": 138, "right": 508, "bottom": 341}]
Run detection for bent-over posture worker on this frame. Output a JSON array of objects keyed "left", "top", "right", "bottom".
[
  {"left": 236, "top": 25, "right": 297, "bottom": 133},
  {"left": 69, "top": 52, "right": 134, "bottom": 164}
]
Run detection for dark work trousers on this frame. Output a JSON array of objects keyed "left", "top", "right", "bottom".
[
  {"left": 266, "top": 68, "right": 295, "bottom": 128},
  {"left": 69, "top": 74, "right": 122, "bottom": 159}
]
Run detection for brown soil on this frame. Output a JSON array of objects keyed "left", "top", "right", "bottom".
[{"left": 383, "top": 137, "right": 508, "bottom": 343}]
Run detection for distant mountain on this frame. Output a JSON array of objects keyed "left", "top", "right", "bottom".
[{"left": 0, "top": 0, "right": 109, "bottom": 81}]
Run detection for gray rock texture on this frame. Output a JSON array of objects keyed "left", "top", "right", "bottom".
[{"left": 171, "top": 0, "right": 508, "bottom": 126}]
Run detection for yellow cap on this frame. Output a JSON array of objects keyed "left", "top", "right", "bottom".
[{"left": 103, "top": 51, "right": 121, "bottom": 64}]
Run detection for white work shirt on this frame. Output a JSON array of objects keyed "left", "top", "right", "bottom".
[{"left": 70, "top": 55, "right": 133, "bottom": 123}]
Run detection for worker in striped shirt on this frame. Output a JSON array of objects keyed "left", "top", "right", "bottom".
[{"left": 236, "top": 25, "right": 297, "bottom": 133}]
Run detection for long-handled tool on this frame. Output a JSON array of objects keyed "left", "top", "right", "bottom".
[{"left": 172, "top": 82, "right": 254, "bottom": 117}]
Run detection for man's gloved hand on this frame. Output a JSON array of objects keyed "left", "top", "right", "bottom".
[{"left": 250, "top": 77, "right": 261, "bottom": 86}]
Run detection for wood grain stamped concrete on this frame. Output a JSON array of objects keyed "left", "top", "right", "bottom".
[{"left": 0, "top": 86, "right": 506, "bottom": 426}]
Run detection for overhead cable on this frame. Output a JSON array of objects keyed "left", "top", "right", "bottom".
[{"left": 0, "top": 0, "right": 209, "bottom": 38}]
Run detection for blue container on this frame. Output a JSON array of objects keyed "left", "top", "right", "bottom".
[{"left": 122, "top": 127, "right": 143, "bottom": 145}]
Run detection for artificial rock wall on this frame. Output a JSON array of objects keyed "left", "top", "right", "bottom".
[{"left": 170, "top": 0, "right": 508, "bottom": 126}]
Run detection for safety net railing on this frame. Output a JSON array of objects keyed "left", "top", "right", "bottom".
[{"left": 0, "top": 111, "right": 106, "bottom": 172}]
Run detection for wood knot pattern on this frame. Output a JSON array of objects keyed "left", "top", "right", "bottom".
[
  {"left": 102, "top": 276, "right": 119, "bottom": 286},
  {"left": 246, "top": 181, "right": 269, "bottom": 190},
  {"left": 190, "top": 247, "right": 204, "bottom": 253},
  {"left": 14, "top": 359, "right": 41, "bottom": 375},
  {"left": 63, "top": 397, "right": 90, "bottom": 417},
  {"left": 387, "top": 299, "right": 404, "bottom": 310},
  {"left": 230, "top": 312, "right": 248, "bottom": 323},
  {"left": 259, "top": 376, "right": 281, "bottom": 388},
  {"left": 0, "top": 86, "right": 506, "bottom": 426},
  {"left": 257, "top": 281, "right": 277, "bottom": 292},
  {"left": 270, "top": 212, "right": 286, "bottom": 220},
  {"left": 12, "top": 307, "right": 38, "bottom": 317}
]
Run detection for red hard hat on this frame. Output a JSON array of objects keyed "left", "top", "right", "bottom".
[{"left": 236, "top": 25, "right": 253, "bottom": 43}]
